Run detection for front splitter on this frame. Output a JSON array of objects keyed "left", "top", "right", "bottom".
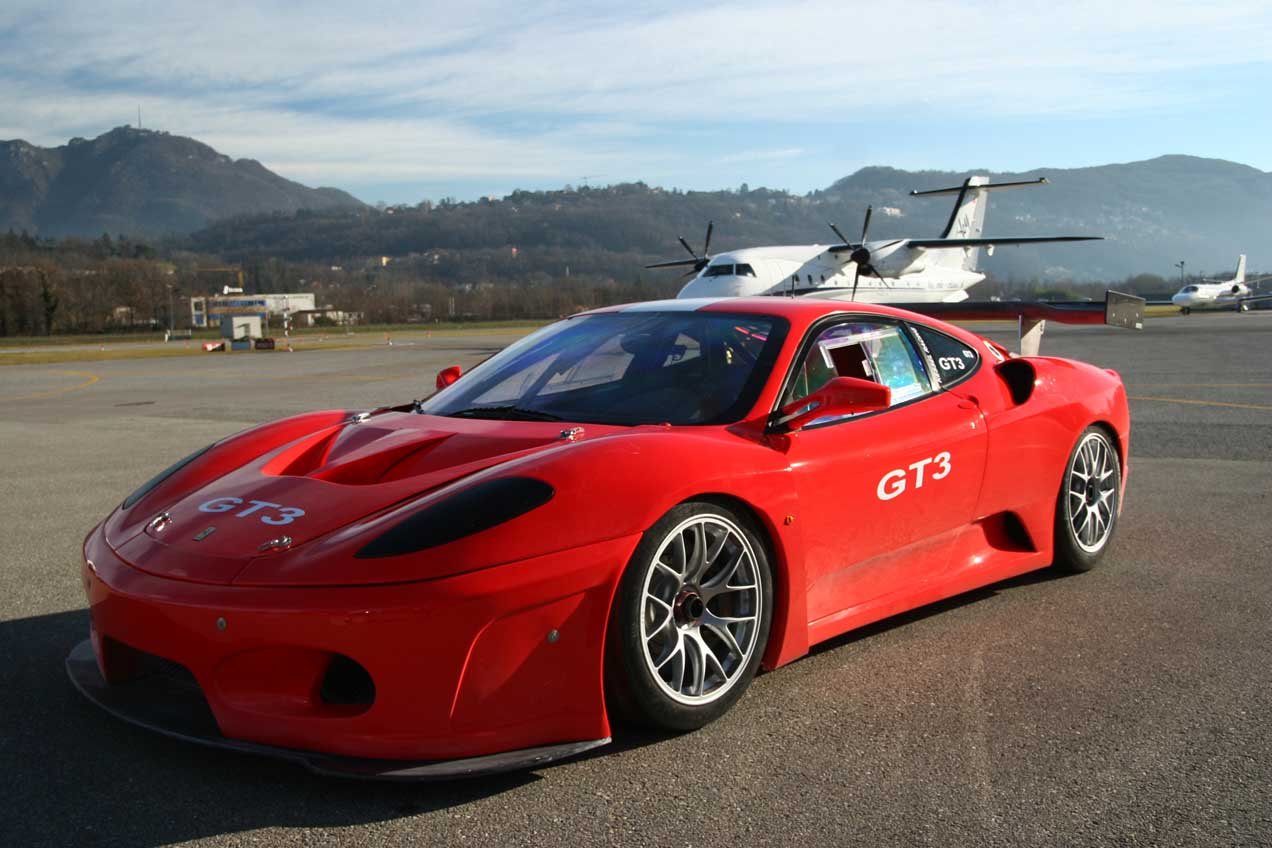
[{"left": 65, "top": 639, "right": 609, "bottom": 781}]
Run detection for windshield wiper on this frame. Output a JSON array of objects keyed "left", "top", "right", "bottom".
[{"left": 448, "top": 405, "right": 564, "bottom": 422}]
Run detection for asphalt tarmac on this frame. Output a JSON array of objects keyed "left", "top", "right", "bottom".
[{"left": 1, "top": 312, "right": 1269, "bottom": 847}]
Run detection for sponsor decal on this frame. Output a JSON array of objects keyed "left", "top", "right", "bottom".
[
  {"left": 198, "top": 497, "right": 305, "bottom": 525},
  {"left": 877, "top": 452, "right": 952, "bottom": 501}
]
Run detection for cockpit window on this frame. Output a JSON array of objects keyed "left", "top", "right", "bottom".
[
  {"left": 1182, "top": 285, "right": 1198, "bottom": 293},
  {"left": 735, "top": 263, "right": 756, "bottom": 277},
  {"left": 422, "top": 311, "right": 789, "bottom": 426},
  {"left": 704, "top": 264, "right": 734, "bottom": 277}
]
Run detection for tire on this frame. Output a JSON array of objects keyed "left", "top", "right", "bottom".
[
  {"left": 1053, "top": 427, "right": 1121, "bottom": 573},
  {"left": 1239, "top": 302, "right": 1250, "bottom": 313},
  {"left": 606, "top": 501, "right": 773, "bottom": 731},
  {"left": 1181, "top": 307, "right": 1191, "bottom": 315}
]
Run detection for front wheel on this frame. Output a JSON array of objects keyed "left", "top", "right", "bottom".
[
  {"left": 1053, "top": 427, "right": 1121, "bottom": 573},
  {"left": 606, "top": 502, "right": 773, "bottom": 731}
]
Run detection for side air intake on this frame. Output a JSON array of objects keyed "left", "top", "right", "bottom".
[{"left": 995, "top": 360, "right": 1036, "bottom": 405}]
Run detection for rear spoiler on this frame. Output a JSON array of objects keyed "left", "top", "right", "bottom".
[{"left": 892, "top": 291, "right": 1145, "bottom": 356}]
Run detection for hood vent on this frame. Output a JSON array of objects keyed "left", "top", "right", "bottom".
[{"left": 264, "top": 424, "right": 453, "bottom": 485}]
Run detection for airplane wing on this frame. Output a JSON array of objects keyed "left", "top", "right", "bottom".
[
  {"left": 905, "top": 236, "right": 1103, "bottom": 248},
  {"left": 885, "top": 291, "right": 1144, "bottom": 356},
  {"left": 826, "top": 240, "right": 902, "bottom": 254}
]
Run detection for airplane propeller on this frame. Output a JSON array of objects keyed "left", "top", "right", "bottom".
[
  {"left": 829, "top": 206, "right": 896, "bottom": 300},
  {"left": 645, "top": 221, "right": 715, "bottom": 274}
]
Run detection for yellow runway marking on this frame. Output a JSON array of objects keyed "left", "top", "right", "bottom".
[
  {"left": 1130, "top": 395, "right": 1272, "bottom": 412},
  {"left": 1, "top": 369, "right": 100, "bottom": 402}
]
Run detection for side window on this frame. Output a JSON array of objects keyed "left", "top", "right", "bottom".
[
  {"left": 783, "top": 320, "right": 933, "bottom": 420},
  {"left": 909, "top": 324, "right": 980, "bottom": 388}
]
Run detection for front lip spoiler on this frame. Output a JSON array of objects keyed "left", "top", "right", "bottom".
[{"left": 65, "top": 639, "right": 609, "bottom": 781}]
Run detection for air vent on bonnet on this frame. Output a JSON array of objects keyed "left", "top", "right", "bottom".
[
  {"left": 265, "top": 426, "right": 451, "bottom": 484},
  {"left": 356, "top": 477, "right": 555, "bottom": 558}
]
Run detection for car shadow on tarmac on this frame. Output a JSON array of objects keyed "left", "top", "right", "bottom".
[{"left": 802, "top": 564, "right": 1069, "bottom": 661}]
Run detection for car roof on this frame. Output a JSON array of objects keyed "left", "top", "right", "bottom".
[
  {"left": 578, "top": 297, "right": 1004, "bottom": 360},
  {"left": 581, "top": 297, "right": 948, "bottom": 331}
]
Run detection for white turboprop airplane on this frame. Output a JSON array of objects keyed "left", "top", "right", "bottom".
[
  {"left": 1170, "top": 255, "right": 1272, "bottom": 314},
  {"left": 647, "top": 176, "right": 1101, "bottom": 303}
]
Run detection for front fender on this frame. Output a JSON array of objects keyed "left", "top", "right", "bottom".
[{"left": 234, "top": 427, "right": 813, "bottom": 667}]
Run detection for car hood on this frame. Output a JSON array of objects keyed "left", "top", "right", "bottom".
[{"left": 115, "top": 411, "right": 623, "bottom": 584}]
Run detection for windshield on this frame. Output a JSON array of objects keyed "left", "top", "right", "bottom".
[{"left": 421, "top": 311, "right": 788, "bottom": 426}]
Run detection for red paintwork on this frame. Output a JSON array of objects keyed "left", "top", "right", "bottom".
[{"left": 80, "top": 297, "right": 1130, "bottom": 764}]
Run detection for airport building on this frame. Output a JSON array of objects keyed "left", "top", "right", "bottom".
[{"left": 189, "top": 292, "right": 316, "bottom": 329}]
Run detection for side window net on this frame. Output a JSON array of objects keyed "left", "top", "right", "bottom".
[{"left": 910, "top": 325, "right": 980, "bottom": 388}]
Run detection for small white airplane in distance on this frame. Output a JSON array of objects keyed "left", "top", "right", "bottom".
[
  {"left": 1170, "top": 255, "right": 1272, "bottom": 314},
  {"left": 647, "top": 176, "right": 1102, "bottom": 303}
]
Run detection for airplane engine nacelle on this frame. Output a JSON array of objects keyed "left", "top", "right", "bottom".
[{"left": 872, "top": 245, "right": 927, "bottom": 277}]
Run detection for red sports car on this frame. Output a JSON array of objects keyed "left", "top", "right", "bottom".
[{"left": 69, "top": 297, "right": 1129, "bottom": 779}]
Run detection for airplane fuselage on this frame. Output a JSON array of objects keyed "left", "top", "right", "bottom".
[
  {"left": 677, "top": 245, "right": 981, "bottom": 303},
  {"left": 1171, "top": 281, "right": 1251, "bottom": 311}
]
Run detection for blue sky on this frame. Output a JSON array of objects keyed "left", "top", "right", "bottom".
[{"left": 3, "top": 0, "right": 1271, "bottom": 204}]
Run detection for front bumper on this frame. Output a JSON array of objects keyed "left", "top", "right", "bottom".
[
  {"left": 73, "top": 523, "right": 637, "bottom": 776},
  {"left": 66, "top": 640, "right": 609, "bottom": 780}
]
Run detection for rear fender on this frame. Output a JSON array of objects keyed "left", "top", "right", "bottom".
[{"left": 975, "top": 357, "right": 1129, "bottom": 556}]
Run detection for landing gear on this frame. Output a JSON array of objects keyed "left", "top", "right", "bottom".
[
  {"left": 1238, "top": 302, "right": 1250, "bottom": 313},
  {"left": 1180, "top": 306, "right": 1191, "bottom": 315}
]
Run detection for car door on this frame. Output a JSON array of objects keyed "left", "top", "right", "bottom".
[{"left": 777, "top": 317, "right": 988, "bottom": 626}]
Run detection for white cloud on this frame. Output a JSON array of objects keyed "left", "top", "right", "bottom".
[{"left": 3, "top": 0, "right": 1271, "bottom": 196}]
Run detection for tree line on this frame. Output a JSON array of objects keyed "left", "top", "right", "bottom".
[{"left": 0, "top": 228, "right": 1198, "bottom": 338}]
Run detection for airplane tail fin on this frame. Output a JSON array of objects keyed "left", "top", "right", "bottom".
[
  {"left": 911, "top": 176, "right": 1049, "bottom": 271},
  {"left": 1235, "top": 254, "right": 1247, "bottom": 283}
]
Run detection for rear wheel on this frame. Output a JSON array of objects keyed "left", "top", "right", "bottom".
[
  {"left": 606, "top": 501, "right": 773, "bottom": 731},
  {"left": 1053, "top": 427, "right": 1121, "bottom": 572}
]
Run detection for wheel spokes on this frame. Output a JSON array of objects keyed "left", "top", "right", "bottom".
[
  {"left": 1068, "top": 433, "right": 1117, "bottom": 553},
  {"left": 639, "top": 514, "right": 763, "bottom": 703}
]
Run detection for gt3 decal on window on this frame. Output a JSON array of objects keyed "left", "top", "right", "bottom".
[
  {"left": 198, "top": 497, "right": 306, "bottom": 525},
  {"left": 877, "top": 452, "right": 952, "bottom": 501}
]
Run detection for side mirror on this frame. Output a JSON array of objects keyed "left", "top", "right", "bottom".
[
  {"left": 435, "top": 365, "right": 463, "bottom": 391},
  {"left": 779, "top": 376, "right": 890, "bottom": 431}
]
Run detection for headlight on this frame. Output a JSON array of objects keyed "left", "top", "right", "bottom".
[
  {"left": 122, "top": 444, "right": 213, "bottom": 510},
  {"left": 356, "top": 477, "right": 554, "bottom": 559}
]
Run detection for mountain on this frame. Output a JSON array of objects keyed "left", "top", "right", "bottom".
[
  {"left": 184, "top": 155, "right": 1272, "bottom": 282},
  {"left": 0, "top": 127, "right": 364, "bottom": 237},
  {"left": 816, "top": 156, "right": 1272, "bottom": 281}
]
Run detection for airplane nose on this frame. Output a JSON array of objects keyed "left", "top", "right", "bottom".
[{"left": 677, "top": 275, "right": 751, "bottom": 299}]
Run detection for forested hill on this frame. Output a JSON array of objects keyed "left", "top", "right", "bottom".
[
  {"left": 183, "top": 155, "right": 1272, "bottom": 283},
  {"left": 0, "top": 127, "right": 364, "bottom": 238}
]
